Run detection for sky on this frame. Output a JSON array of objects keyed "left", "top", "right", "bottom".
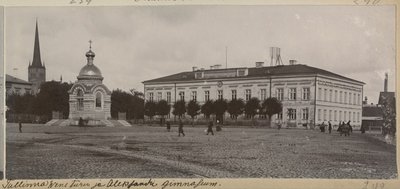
[{"left": 5, "top": 5, "right": 396, "bottom": 104}]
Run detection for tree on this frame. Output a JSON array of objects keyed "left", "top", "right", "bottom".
[
  {"left": 157, "top": 100, "right": 170, "bottom": 125},
  {"left": 111, "top": 89, "right": 144, "bottom": 121},
  {"left": 111, "top": 89, "right": 134, "bottom": 119},
  {"left": 213, "top": 99, "right": 228, "bottom": 124},
  {"left": 261, "top": 97, "right": 283, "bottom": 126},
  {"left": 172, "top": 100, "right": 186, "bottom": 118},
  {"left": 201, "top": 100, "right": 214, "bottom": 119},
  {"left": 33, "top": 81, "right": 72, "bottom": 118},
  {"left": 144, "top": 101, "right": 157, "bottom": 120},
  {"left": 227, "top": 98, "right": 245, "bottom": 120},
  {"left": 187, "top": 100, "right": 201, "bottom": 126},
  {"left": 244, "top": 97, "right": 260, "bottom": 125}
]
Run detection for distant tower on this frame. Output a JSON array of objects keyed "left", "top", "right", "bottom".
[
  {"left": 28, "top": 20, "right": 46, "bottom": 94},
  {"left": 384, "top": 72, "right": 388, "bottom": 92}
]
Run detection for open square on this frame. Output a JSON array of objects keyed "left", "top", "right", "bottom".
[{"left": 6, "top": 124, "right": 396, "bottom": 179}]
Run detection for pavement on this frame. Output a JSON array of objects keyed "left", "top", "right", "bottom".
[{"left": 6, "top": 123, "right": 397, "bottom": 179}]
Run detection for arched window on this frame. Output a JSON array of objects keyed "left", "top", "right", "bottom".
[
  {"left": 95, "top": 92, "right": 102, "bottom": 108},
  {"left": 77, "top": 88, "right": 84, "bottom": 111}
]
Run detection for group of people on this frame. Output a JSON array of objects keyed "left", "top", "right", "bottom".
[
  {"left": 165, "top": 120, "right": 222, "bottom": 137},
  {"left": 319, "top": 120, "right": 353, "bottom": 134}
]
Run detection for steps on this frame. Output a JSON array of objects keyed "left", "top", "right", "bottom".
[
  {"left": 117, "top": 120, "right": 132, "bottom": 127},
  {"left": 101, "top": 120, "right": 114, "bottom": 127},
  {"left": 45, "top": 119, "right": 59, "bottom": 126}
]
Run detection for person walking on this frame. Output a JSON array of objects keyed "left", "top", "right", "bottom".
[
  {"left": 207, "top": 121, "right": 214, "bottom": 135},
  {"left": 166, "top": 121, "right": 171, "bottom": 132},
  {"left": 328, "top": 121, "right": 332, "bottom": 134},
  {"left": 18, "top": 121, "right": 22, "bottom": 133},
  {"left": 178, "top": 120, "right": 185, "bottom": 137}
]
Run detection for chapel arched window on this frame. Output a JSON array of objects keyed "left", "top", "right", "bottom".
[
  {"left": 77, "top": 89, "right": 84, "bottom": 111},
  {"left": 95, "top": 92, "right": 102, "bottom": 108}
]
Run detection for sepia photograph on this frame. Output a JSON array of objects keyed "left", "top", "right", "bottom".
[{"left": 4, "top": 5, "right": 397, "bottom": 180}]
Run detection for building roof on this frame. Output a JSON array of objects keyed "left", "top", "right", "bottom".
[
  {"left": 5, "top": 74, "right": 32, "bottom": 85},
  {"left": 143, "top": 64, "right": 365, "bottom": 84},
  {"left": 30, "top": 20, "right": 44, "bottom": 68},
  {"left": 362, "top": 105, "right": 383, "bottom": 117},
  {"left": 378, "top": 91, "right": 395, "bottom": 105}
]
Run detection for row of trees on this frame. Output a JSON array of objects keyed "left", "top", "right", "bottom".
[
  {"left": 6, "top": 81, "right": 72, "bottom": 120},
  {"left": 144, "top": 97, "right": 283, "bottom": 125},
  {"left": 6, "top": 81, "right": 146, "bottom": 122}
]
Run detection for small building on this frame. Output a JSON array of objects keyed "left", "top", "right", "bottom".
[
  {"left": 5, "top": 74, "right": 33, "bottom": 96},
  {"left": 68, "top": 44, "right": 111, "bottom": 125}
]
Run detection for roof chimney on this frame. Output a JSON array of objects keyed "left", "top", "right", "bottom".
[
  {"left": 255, "top": 62, "right": 264, "bottom": 68},
  {"left": 192, "top": 66, "right": 198, "bottom": 71},
  {"left": 384, "top": 72, "right": 388, "bottom": 92},
  {"left": 289, "top": 60, "right": 297, "bottom": 65},
  {"left": 214, "top": 64, "right": 222, "bottom": 69}
]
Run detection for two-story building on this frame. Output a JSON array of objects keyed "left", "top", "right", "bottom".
[{"left": 143, "top": 62, "right": 364, "bottom": 128}]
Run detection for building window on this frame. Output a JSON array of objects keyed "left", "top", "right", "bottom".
[
  {"left": 205, "top": 91, "right": 210, "bottom": 101},
  {"left": 95, "top": 92, "right": 102, "bottom": 108},
  {"left": 357, "top": 94, "right": 360, "bottom": 105},
  {"left": 353, "top": 112, "right": 356, "bottom": 122},
  {"left": 339, "top": 111, "right": 342, "bottom": 121},
  {"left": 245, "top": 89, "right": 251, "bottom": 101},
  {"left": 191, "top": 91, "right": 197, "bottom": 101},
  {"left": 318, "top": 109, "right": 321, "bottom": 121},
  {"left": 339, "top": 91, "right": 343, "bottom": 103},
  {"left": 349, "top": 111, "right": 352, "bottom": 122},
  {"left": 323, "top": 109, "right": 327, "bottom": 121},
  {"left": 344, "top": 92, "right": 347, "bottom": 104},
  {"left": 157, "top": 92, "right": 162, "bottom": 102},
  {"left": 334, "top": 110, "right": 337, "bottom": 121},
  {"left": 260, "top": 89, "right": 267, "bottom": 100},
  {"left": 334, "top": 90, "right": 337, "bottom": 103},
  {"left": 289, "top": 88, "right": 296, "bottom": 100},
  {"left": 238, "top": 70, "right": 245, "bottom": 76},
  {"left": 179, "top": 91, "right": 185, "bottom": 101},
  {"left": 357, "top": 112, "right": 360, "bottom": 122},
  {"left": 218, "top": 90, "right": 223, "bottom": 100},
  {"left": 318, "top": 88, "right": 322, "bottom": 100},
  {"left": 324, "top": 89, "right": 327, "bottom": 101},
  {"left": 166, "top": 92, "right": 171, "bottom": 103},
  {"left": 329, "top": 89, "right": 332, "bottom": 102},
  {"left": 353, "top": 93, "right": 356, "bottom": 105},
  {"left": 303, "top": 88, "right": 310, "bottom": 100},
  {"left": 195, "top": 72, "right": 202, "bottom": 79},
  {"left": 302, "top": 108, "right": 309, "bottom": 120},
  {"left": 77, "top": 89, "right": 84, "bottom": 111},
  {"left": 344, "top": 111, "right": 347, "bottom": 121},
  {"left": 329, "top": 110, "right": 332, "bottom": 121},
  {"left": 288, "top": 108, "right": 296, "bottom": 120},
  {"left": 232, "top": 90, "right": 237, "bottom": 100},
  {"left": 149, "top": 92, "right": 154, "bottom": 102},
  {"left": 349, "top": 92, "right": 352, "bottom": 104},
  {"left": 277, "top": 88, "right": 284, "bottom": 101},
  {"left": 277, "top": 112, "right": 283, "bottom": 120}
]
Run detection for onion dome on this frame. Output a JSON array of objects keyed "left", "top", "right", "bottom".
[{"left": 77, "top": 41, "right": 103, "bottom": 81}]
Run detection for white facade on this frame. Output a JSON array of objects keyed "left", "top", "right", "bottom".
[{"left": 143, "top": 64, "right": 364, "bottom": 128}]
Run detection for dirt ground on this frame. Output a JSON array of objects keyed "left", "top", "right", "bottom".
[{"left": 6, "top": 123, "right": 397, "bottom": 179}]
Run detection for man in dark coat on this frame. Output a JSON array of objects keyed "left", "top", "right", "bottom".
[
  {"left": 207, "top": 121, "right": 214, "bottom": 135},
  {"left": 18, "top": 121, "right": 22, "bottom": 133},
  {"left": 178, "top": 120, "right": 185, "bottom": 137},
  {"left": 328, "top": 121, "right": 332, "bottom": 134}
]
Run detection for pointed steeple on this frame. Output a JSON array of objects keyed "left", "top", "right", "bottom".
[{"left": 31, "top": 19, "right": 43, "bottom": 68}]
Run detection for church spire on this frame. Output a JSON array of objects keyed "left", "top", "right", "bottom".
[{"left": 31, "top": 19, "right": 43, "bottom": 68}]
